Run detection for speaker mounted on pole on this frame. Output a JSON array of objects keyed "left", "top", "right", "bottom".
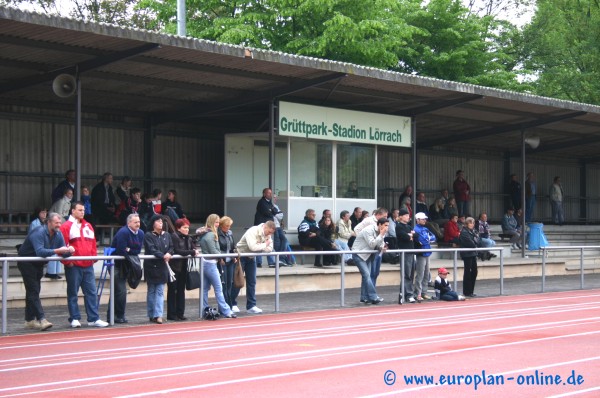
[{"left": 52, "top": 74, "right": 77, "bottom": 98}]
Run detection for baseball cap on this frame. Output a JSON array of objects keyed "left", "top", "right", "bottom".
[
  {"left": 438, "top": 267, "right": 449, "bottom": 274},
  {"left": 415, "top": 212, "right": 428, "bottom": 219}
]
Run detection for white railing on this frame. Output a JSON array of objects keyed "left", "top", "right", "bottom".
[{"left": 540, "top": 245, "right": 600, "bottom": 292}]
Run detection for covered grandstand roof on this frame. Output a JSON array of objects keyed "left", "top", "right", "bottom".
[{"left": 2, "top": 6, "right": 600, "bottom": 161}]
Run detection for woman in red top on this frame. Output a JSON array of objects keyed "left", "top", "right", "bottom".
[{"left": 443, "top": 214, "right": 460, "bottom": 245}]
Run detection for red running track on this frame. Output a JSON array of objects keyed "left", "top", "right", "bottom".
[{"left": 0, "top": 290, "right": 599, "bottom": 397}]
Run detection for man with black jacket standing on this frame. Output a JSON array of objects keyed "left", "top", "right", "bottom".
[
  {"left": 253, "top": 188, "right": 280, "bottom": 267},
  {"left": 395, "top": 208, "right": 417, "bottom": 304}
]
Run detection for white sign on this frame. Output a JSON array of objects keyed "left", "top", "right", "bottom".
[{"left": 278, "top": 101, "right": 411, "bottom": 147}]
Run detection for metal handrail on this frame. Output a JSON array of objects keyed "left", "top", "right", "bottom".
[{"left": 540, "top": 245, "right": 600, "bottom": 292}]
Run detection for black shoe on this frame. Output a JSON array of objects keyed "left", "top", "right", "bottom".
[
  {"left": 177, "top": 315, "right": 188, "bottom": 321},
  {"left": 345, "top": 259, "right": 355, "bottom": 266},
  {"left": 114, "top": 318, "right": 128, "bottom": 324},
  {"left": 370, "top": 299, "right": 381, "bottom": 305},
  {"left": 314, "top": 263, "right": 323, "bottom": 268},
  {"left": 167, "top": 316, "right": 177, "bottom": 321},
  {"left": 256, "top": 264, "right": 262, "bottom": 268}
]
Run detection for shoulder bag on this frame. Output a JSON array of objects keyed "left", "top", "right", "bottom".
[{"left": 185, "top": 258, "right": 201, "bottom": 290}]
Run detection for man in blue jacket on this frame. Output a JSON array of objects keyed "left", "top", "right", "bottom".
[{"left": 18, "top": 212, "right": 74, "bottom": 331}]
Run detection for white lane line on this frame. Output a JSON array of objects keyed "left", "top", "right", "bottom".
[
  {"left": 1, "top": 303, "right": 599, "bottom": 371},
  {"left": 1, "top": 318, "right": 599, "bottom": 396},
  {"left": 547, "top": 386, "right": 600, "bottom": 397},
  {"left": 114, "top": 334, "right": 600, "bottom": 397},
  {"left": 1, "top": 290, "right": 598, "bottom": 350}
]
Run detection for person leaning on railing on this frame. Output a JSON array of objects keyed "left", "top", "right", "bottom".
[{"left": 17, "top": 212, "right": 75, "bottom": 331}]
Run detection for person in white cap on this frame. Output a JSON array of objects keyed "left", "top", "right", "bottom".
[{"left": 413, "top": 212, "right": 436, "bottom": 301}]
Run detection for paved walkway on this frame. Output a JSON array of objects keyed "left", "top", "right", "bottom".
[{"left": 3, "top": 273, "right": 599, "bottom": 336}]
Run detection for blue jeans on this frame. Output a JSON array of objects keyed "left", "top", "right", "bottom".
[
  {"left": 47, "top": 260, "right": 61, "bottom": 275},
  {"left": 65, "top": 265, "right": 100, "bottom": 322},
  {"left": 371, "top": 254, "right": 382, "bottom": 288},
  {"left": 440, "top": 291, "right": 460, "bottom": 301},
  {"left": 480, "top": 238, "right": 496, "bottom": 248},
  {"left": 457, "top": 200, "right": 469, "bottom": 217},
  {"left": 551, "top": 201, "right": 564, "bottom": 224},
  {"left": 146, "top": 282, "right": 165, "bottom": 318},
  {"left": 335, "top": 239, "right": 352, "bottom": 262},
  {"left": 202, "top": 260, "right": 232, "bottom": 316},
  {"left": 352, "top": 254, "right": 378, "bottom": 302},
  {"left": 266, "top": 227, "right": 289, "bottom": 265},
  {"left": 231, "top": 256, "right": 258, "bottom": 309}
]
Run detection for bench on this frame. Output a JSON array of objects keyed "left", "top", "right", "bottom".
[
  {"left": 290, "top": 245, "right": 318, "bottom": 265},
  {"left": 498, "top": 233, "right": 513, "bottom": 241}
]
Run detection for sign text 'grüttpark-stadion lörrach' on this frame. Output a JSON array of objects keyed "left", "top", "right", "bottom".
[{"left": 278, "top": 101, "right": 411, "bottom": 148}]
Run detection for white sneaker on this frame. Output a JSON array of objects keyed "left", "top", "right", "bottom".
[
  {"left": 25, "top": 320, "right": 41, "bottom": 330},
  {"left": 408, "top": 297, "right": 416, "bottom": 303},
  {"left": 247, "top": 306, "right": 263, "bottom": 314},
  {"left": 231, "top": 305, "right": 240, "bottom": 313},
  {"left": 88, "top": 319, "right": 109, "bottom": 328},
  {"left": 70, "top": 319, "right": 81, "bottom": 328},
  {"left": 458, "top": 295, "right": 466, "bottom": 301}
]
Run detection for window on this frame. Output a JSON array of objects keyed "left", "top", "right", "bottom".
[
  {"left": 290, "top": 141, "right": 332, "bottom": 197},
  {"left": 336, "top": 144, "right": 375, "bottom": 199}
]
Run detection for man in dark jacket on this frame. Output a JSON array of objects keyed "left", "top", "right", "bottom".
[
  {"left": 108, "top": 213, "right": 145, "bottom": 324},
  {"left": 91, "top": 172, "right": 116, "bottom": 225},
  {"left": 18, "top": 212, "right": 74, "bottom": 331},
  {"left": 459, "top": 217, "right": 480, "bottom": 298},
  {"left": 51, "top": 169, "right": 76, "bottom": 204},
  {"left": 395, "top": 208, "right": 416, "bottom": 304},
  {"left": 254, "top": 188, "right": 280, "bottom": 225}
]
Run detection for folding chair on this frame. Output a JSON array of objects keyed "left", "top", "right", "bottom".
[{"left": 97, "top": 247, "right": 116, "bottom": 306}]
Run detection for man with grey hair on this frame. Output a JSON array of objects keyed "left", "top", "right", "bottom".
[
  {"left": 18, "top": 212, "right": 75, "bottom": 331},
  {"left": 108, "top": 213, "right": 145, "bottom": 323}
]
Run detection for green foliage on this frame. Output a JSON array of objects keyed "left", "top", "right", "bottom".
[{"left": 523, "top": 0, "right": 600, "bottom": 104}]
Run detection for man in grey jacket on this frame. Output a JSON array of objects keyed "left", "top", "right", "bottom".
[{"left": 351, "top": 217, "right": 388, "bottom": 305}]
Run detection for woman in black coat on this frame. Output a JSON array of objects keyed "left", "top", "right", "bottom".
[
  {"left": 459, "top": 217, "right": 480, "bottom": 298},
  {"left": 169, "top": 218, "right": 199, "bottom": 321},
  {"left": 143, "top": 215, "right": 174, "bottom": 324},
  {"left": 217, "top": 216, "right": 237, "bottom": 311}
]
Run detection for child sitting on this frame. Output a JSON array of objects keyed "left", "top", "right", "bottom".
[{"left": 434, "top": 267, "right": 465, "bottom": 301}]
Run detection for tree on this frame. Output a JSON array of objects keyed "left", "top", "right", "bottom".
[{"left": 523, "top": 0, "right": 600, "bottom": 104}]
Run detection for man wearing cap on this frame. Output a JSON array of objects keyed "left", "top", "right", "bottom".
[
  {"left": 413, "top": 212, "right": 437, "bottom": 301},
  {"left": 434, "top": 268, "right": 465, "bottom": 301},
  {"left": 501, "top": 207, "right": 521, "bottom": 249},
  {"left": 395, "top": 208, "right": 416, "bottom": 303}
]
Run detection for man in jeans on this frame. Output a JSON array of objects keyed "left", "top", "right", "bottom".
[
  {"left": 352, "top": 217, "right": 387, "bottom": 305},
  {"left": 18, "top": 212, "right": 74, "bottom": 331},
  {"left": 60, "top": 202, "right": 109, "bottom": 328},
  {"left": 234, "top": 221, "right": 275, "bottom": 314}
]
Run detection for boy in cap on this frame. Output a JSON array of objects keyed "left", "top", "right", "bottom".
[{"left": 434, "top": 267, "right": 465, "bottom": 301}]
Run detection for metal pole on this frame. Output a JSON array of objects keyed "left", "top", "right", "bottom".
[
  {"left": 269, "top": 100, "right": 276, "bottom": 190},
  {"left": 580, "top": 247, "right": 584, "bottom": 289},
  {"left": 452, "top": 250, "right": 458, "bottom": 292},
  {"left": 177, "top": 0, "right": 186, "bottom": 36},
  {"left": 411, "top": 117, "right": 417, "bottom": 227},
  {"left": 541, "top": 247, "right": 546, "bottom": 292},
  {"left": 499, "top": 247, "right": 504, "bottom": 295},
  {"left": 275, "top": 254, "right": 280, "bottom": 312},
  {"left": 2, "top": 259, "right": 7, "bottom": 335},
  {"left": 199, "top": 257, "right": 204, "bottom": 319},
  {"left": 400, "top": 251, "right": 405, "bottom": 304},
  {"left": 340, "top": 259, "right": 345, "bottom": 307},
  {"left": 521, "top": 129, "right": 526, "bottom": 258},
  {"left": 109, "top": 262, "right": 114, "bottom": 325},
  {"left": 75, "top": 73, "right": 82, "bottom": 201}
]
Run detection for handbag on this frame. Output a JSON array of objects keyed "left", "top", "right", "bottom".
[
  {"left": 124, "top": 254, "right": 142, "bottom": 289},
  {"left": 185, "top": 258, "right": 201, "bottom": 290},
  {"left": 234, "top": 253, "right": 245, "bottom": 289}
]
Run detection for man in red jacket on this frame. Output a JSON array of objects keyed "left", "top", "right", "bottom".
[{"left": 61, "top": 202, "right": 109, "bottom": 328}]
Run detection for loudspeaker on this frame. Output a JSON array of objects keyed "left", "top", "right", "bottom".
[
  {"left": 524, "top": 136, "right": 540, "bottom": 149},
  {"left": 52, "top": 74, "right": 76, "bottom": 98}
]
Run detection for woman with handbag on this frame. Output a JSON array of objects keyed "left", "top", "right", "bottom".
[
  {"left": 217, "top": 216, "right": 238, "bottom": 312},
  {"left": 143, "top": 215, "right": 174, "bottom": 324},
  {"left": 169, "top": 218, "right": 199, "bottom": 321},
  {"left": 200, "top": 214, "right": 236, "bottom": 318}
]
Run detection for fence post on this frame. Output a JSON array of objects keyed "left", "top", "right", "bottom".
[
  {"left": 340, "top": 259, "right": 345, "bottom": 307},
  {"left": 2, "top": 259, "right": 7, "bottom": 335},
  {"left": 580, "top": 247, "right": 585, "bottom": 289},
  {"left": 199, "top": 256, "right": 204, "bottom": 319},
  {"left": 400, "top": 251, "right": 405, "bottom": 304},
  {"left": 275, "top": 254, "right": 280, "bottom": 312},
  {"left": 452, "top": 250, "right": 458, "bottom": 292},
  {"left": 499, "top": 247, "right": 504, "bottom": 296},
  {"left": 541, "top": 247, "right": 546, "bottom": 292}
]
